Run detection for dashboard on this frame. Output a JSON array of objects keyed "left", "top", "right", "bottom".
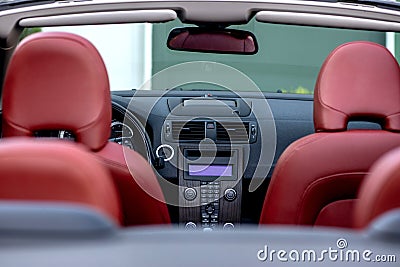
[
  {"left": 111, "top": 91, "right": 314, "bottom": 229},
  {"left": 111, "top": 90, "right": 381, "bottom": 228},
  {"left": 0, "top": 90, "right": 380, "bottom": 228}
]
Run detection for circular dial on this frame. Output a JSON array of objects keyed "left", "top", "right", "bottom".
[
  {"left": 109, "top": 120, "right": 134, "bottom": 149},
  {"left": 58, "top": 120, "right": 135, "bottom": 150}
]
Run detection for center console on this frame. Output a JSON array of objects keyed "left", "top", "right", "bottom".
[
  {"left": 155, "top": 97, "right": 259, "bottom": 230},
  {"left": 179, "top": 146, "right": 243, "bottom": 230}
]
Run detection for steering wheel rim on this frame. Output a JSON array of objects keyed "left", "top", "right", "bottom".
[{"left": 111, "top": 102, "right": 153, "bottom": 164}]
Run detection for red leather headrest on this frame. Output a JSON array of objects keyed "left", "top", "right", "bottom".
[
  {"left": 354, "top": 147, "right": 400, "bottom": 228},
  {"left": 2, "top": 32, "right": 111, "bottom": 151},
  {"left": 314, "top": 41, "right": 400, "bottom": 132},
  {"left": 0, "top": 138, "right": 121, "bottom": 225}
]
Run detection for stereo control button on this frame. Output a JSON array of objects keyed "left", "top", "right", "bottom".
[
  {"left": 184, "top": 187, "right": 197, "bottom": 201},
  {"left": 224, "top": 188, "right": 237, "bottom": 201},
  {"left": 210, "top": 218, "right": 218, "bottom": 224},
  {"left": 223, "top": 223, "right": 235, "bottom": 230},
  {"left": 206, "top": 205, "right": 215, "bottom": 215},
  {"left": 185, "top": 222, "right": 197, "bottom": 229}
]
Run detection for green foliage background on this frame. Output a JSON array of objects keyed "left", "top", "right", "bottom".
[{"left": 19, "top": 27, "right": 42, "bottom": 41}]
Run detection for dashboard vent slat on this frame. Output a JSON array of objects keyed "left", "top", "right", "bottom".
[
  {"left": 216, "top": 122, "right": 249, "bottom": 142},
  {"left": 172, "top": 121, "right": 205, "bottom": 141}
]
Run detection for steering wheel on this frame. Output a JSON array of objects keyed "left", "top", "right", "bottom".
[{"left": 111, "top": 102, "right": 163, "bottom": 168}]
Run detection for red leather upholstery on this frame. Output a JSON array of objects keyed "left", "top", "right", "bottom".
[
  {"left": 260, "top": 41, "right": 400, "bottom": 227},
  {"left": 315, "top": 200, "right": 355, "bottom": 228},
  {"left": 354, "top": 147, "right": 400, "bottom": 229},
  {"left": 2, "top": 32, "right": 111, "bottom": 151},
  {"left": 314, "top": 41, "right": 400, "bottom": 132},
  {"left": 2, "top": 32, "right": 170, "bottom": 226},
  {"left": 97, "top": 142, "right": 170, "bottom": 225},
  {"left": 0, "top": 138, "right": 121, "bottom": 224}
]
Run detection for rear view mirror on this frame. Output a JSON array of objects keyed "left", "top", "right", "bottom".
[{"left": 167, "top": 27, "right": 258, "bottom": 55}]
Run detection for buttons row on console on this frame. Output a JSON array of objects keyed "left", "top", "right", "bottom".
[{"left": 184, "top": 222, "right": 235, "bottom": 230}]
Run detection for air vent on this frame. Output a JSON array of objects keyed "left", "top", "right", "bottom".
[
  {"left": 216, "top": 122, "right": 249, "bottom": 142},
  {"left": 172, "top": 121, "right": 205, "bottom": 141}
]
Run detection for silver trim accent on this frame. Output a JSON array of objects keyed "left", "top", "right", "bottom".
[
  {"left": 155, "top": 144, "right": 174, "bottom": 162},
  {"left": 183, "top": 187, "right": 197, "bottom": 201},
  {"left": 223, "top": 222, "right": 235, "bottom": 229},
  {"left": 184, "top": 222, "right": 197, "bottom": 229},
  {"left": 19, "top": 10, "right": 177, "bottom": 27},
  {"left": 256, "top": 11, "right": 400, "bottom": 31},
  {"left": 110, "top": 121, "right": 134, "bottom": 139},
  {"left": 224, "top": 188, "right": 237, "bottom": 202}
]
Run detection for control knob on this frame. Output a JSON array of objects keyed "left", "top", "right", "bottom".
[
  {"left": 224, "top": 188, "right": 237, "bottom": 201},
  {"left": 184, "top": 187, "right": 197, "bottom": 201},
  {"left": 205, "top": 204, "right": 215, "bottom": 215},
  {"left": 185, "top": 222, "right": 197, "bottom": 229},
  {"left": 223, "top": 223, "right": 235, "bottom": 230}
]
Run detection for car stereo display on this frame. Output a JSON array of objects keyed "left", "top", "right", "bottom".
[
  {"left": 188, "top": 164, "right": 233, "bottom": 177},
  {"left": 183, "top": 149, "right": 238, "bottom": 181}
]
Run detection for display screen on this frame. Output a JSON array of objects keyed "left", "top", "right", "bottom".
[{"left": 188, "top": 164, "right": 233, "bottom": 177}]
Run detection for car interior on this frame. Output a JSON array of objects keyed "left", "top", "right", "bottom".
[
  {"left": 0, "top": 0, "right": 400, "bottom": 266},
  {"left": 260, "top": 41, "right": 400, "bottom": 228}
]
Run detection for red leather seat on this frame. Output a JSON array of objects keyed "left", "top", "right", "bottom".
[
  {"left": 2, "top": 32, "right": 170, "bottom": 226},
  {"left": 0, "top": 138, "right": 121, "bottom": 224},
  {"left": 354, "top": 147, "right": 400, "bottom": 229},
  {"left": 260, "top": 41, "right": 400, "bottom": 228}
]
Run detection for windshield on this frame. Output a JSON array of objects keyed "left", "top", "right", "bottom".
[{"left": 37, "top": 19, "right": 396, "bottom": 94}]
